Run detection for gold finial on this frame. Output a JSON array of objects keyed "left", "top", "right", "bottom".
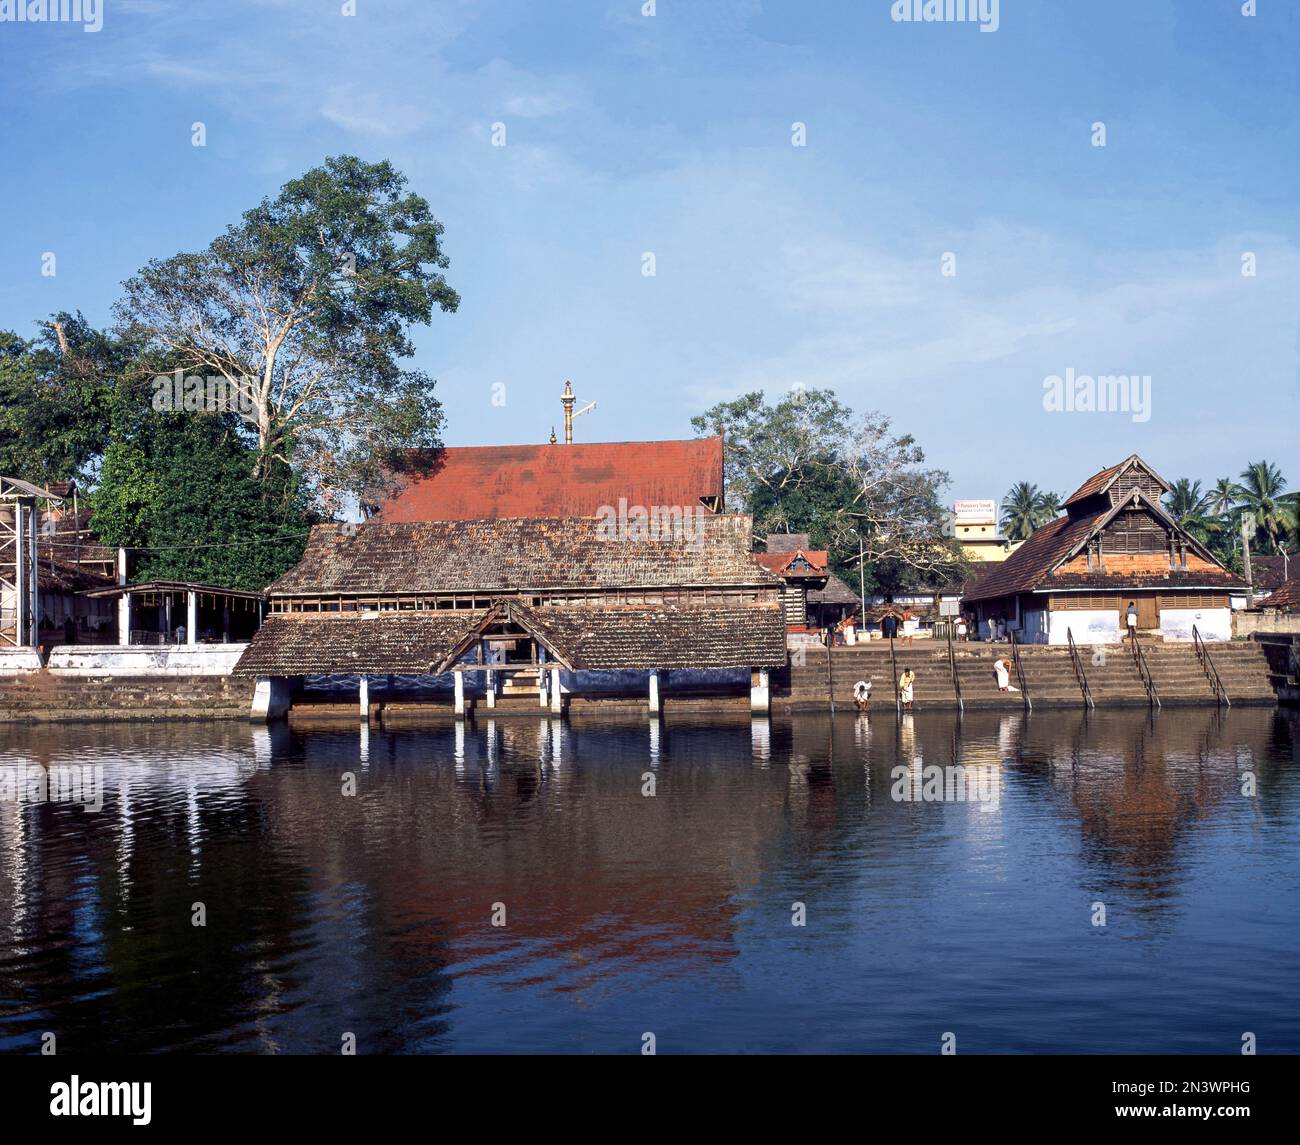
[
  {"left": 561, "top": 379, "right": 576, "bottom": 444},
  {"left": 549, "top": 427, "right": 557, "bottom": 445}
]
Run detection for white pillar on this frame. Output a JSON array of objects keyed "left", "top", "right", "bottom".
[
  {"left": 187, "top": 591, "right": 198, "bottom": 646},
  {"left": 750, "top": 667, "right": 771, "bottom": 713},
  {"left": 485, "top": 668, "right": 496, "bottom": 708},
  {"left": 118, "top": 592, "right": 131, "bottom": 646},
  {"left": 454, "top": 670, "right": 465, "bottom": 716},
  {"left": 550, "top": 667, "right": 563, "bottom": 714},
  {"left": 251, "top": 676, "right": 297, "bottom": 721},
  {"left": 648, "top": 670, "right": 661, "bottom": 715},
  {"left": 359, "top": 675, "right": 370, "bottom": 721}
]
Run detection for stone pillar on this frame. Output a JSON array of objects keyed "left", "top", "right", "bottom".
[
  {"left": 187, "top": 591, "right": 198, "bottom": 646},
  {"left": 251, "top": 676, "right": 298, "bottom": 721},
  {"left": 118, "top": 592, "right": 131, "bottom": 646},
  {"left": 485, "top": 668, "right": 496, "bottom": 708},
  {"left": 550, "top": 667, "right": 563, "bottom": 714},
  {"left": 750, "top": 667, "right": 771, "bottom": 714},
  {"left": 648, "top": 670, "right": 661, "bottom": 716},
  {"left": 454, "top": 670, "right": 466, "bottom": 716},
  {"left": 359, "top": 675, "right": 370, "bottom": 721},
  {"left": 539, "top": 665, "right": 549, "bottom": 707}
]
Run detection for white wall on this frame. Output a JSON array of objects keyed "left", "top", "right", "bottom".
[
  {"left": 1160, "top": 608, "right": 1231, "bottom": 643},
  {"left": 44, "top": 644, "right": 249, "bottom": 677},
  {"left": 1049, "top": 610, "right": 1119, "bottom": 645},
  {"left": 0, "top": 648, "right": 44, "bottom": 674}
]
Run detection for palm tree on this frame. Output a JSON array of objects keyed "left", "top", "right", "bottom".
[
  {"left": 1206, "top": 476, "right": 1240, "bottom": 518},
  {"left": 1001, "top": 482, "right": 1058, "bottom": 540},
  {"left": 1164, "top": 477, "right": 1218, "bottom": 547},
  {"left": 1238, "top": 460, "right": 1292, "bottom": 552}
]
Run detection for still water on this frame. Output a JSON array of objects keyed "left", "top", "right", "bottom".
[{"left": 1, "top": 707, "right": 1297, "bottom": 1055}]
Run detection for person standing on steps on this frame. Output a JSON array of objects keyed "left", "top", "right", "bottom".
[
  {"left": 993, "top": 657, "right": 1019, "bottom": 693},
  {"left": 899, "top": 667, "right": 916, "bottom": 711},
  {"left": 1125, "top": 600, "right": 1138, "bottom": 642}
]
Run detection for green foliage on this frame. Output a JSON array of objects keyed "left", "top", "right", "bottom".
[
  {"left": 0, "top": 313, "right": 118, "bottom": 484},
  {"left": 1000, "top": 482, "right": 1061, "bottom": 540},
  {"left": 92, "top": 412, "right": 312, "bottom": 591}
]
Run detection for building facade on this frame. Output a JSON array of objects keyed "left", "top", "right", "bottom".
[{"left": 962, "top": 455, "right": 1245, "bottom": 644}]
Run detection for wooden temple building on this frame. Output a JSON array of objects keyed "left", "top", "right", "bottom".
[
  {"left": 233, "top": 513, "right": 788, "bottom": 719},
  {"left": 753, "top": 534, "right": 859, "bottom": 632},
  {"left": 963, "top": 454, "right": 1245, "bottom": 644}
]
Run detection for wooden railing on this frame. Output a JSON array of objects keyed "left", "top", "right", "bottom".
[
  {"left": 1066, "top": 626, "right": 1095, "bottom": 709},
  {"left": 946, "top": 629, "right": 964, "bottom": 712},
  {"left": 1008, "top": 630, "right": 1032, "bottom": 710},
  {"left": 1129, "top": 629, "right": 1161, "bottom": 709},
  {"left": 1192, "top": 624, "right": 1230, "bottom": 707}
]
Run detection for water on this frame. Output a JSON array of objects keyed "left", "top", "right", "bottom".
[{"left": 1, "top": 707, "right": 1297, "bottom": 1055}]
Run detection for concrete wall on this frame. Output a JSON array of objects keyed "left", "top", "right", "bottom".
[
  {"left": 1235, "top": 612, "right": 1300, "bottom": 637},
  {"left": 1049, "top": 610, "right": 1119, "bottom": 645},
  {"left": 0, "top": 648, "right": 44, "bottom": 674},
  {"left": 1160, "top": 607, "right": 1231, "bottom": 642},
  {"left": 43, "top": 644, "right": 249, "bottom": 677}
]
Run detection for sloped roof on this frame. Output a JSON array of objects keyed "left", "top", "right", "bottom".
[
  {"left": 1063, "top": 454, "right": 1171, "bottom": 508},
  {"left": 765, "top": 533, "right": 810, "bottom": 553},
  {"left": 1252, "top": 556, "right": 1292, "bottom": 592},
  {"left": 753, "top": 550, "right": 829, "bottom": 579},
  {"left": 232, "top": 611, "right": 488, "bottom": 677},
  {"left": 962, "top": 514, "right": 1097, "bottom": 601},
  {"left": 266, "top": 515, "right": 776, "bottom": 597},
  {"left": 1259, "top": 578, "right": 1300, "bottom": 611},
  {"left": 807, "top": 572, "right": 860, "bottom": 606},
  {"left": 509, "top": 602, "right": 787, "bottom": 669},
  {"left": 372, "top": 437, "right": 725, "bottom": 522}
]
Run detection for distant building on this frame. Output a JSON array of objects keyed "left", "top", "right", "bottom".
[
  {"left": 753, "top": 534, "right": 858, "bottom": 631},
  {"left": 951, "top": 499, "right": 1021, "bottom": 562},
  {"left": 962, "top": 455, "right": 1245, "bottom": 643}
]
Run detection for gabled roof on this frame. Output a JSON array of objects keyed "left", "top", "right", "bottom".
[
  {"left": 1062, "top": 454, "right": 1171, "bottom": 508},
  {"left": 1258, "top": 578, "right": 1300, "bottom": 611},
  {"left": 372, "top": 437, "right": 725, "bottom": 522},
  {"left": 808, "top": 573, "right": 860, "bottom": 606},
  {"left": 753, "top": 550, "right": 829, "bottom": 579},
  {"left": 266, "top": 515, "right": 779, "bottom": 597},
  {"left": 232, "top": 611, "right": 490, "bottom": 678}
]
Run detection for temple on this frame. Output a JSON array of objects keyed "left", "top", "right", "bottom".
[{"left": 962, "top": 455, "right": 1245, "bottom": 643}]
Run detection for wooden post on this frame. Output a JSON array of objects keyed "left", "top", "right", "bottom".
[
  {"left": 648, "top": 670, "right": 661, "bottom": 716},
  {"left": 485, "top": 668, "right": 496, "bottom": 708},
  {"left": 550, "top": 667, "right": 563, "bottom": 714},
  {"left": 186, "top": 591, "right": 197, "bottom": 647},
  {"left": 825, "top": 640, "right": 835, "bottom": 714},
  {"left": 453, "top": 670, "right": 465, "bottom": 716},
  {"left": 359, "top": 675, "right": 370, "bottom": 722}
]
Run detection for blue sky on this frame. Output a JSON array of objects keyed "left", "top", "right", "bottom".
[{"left": 1, "top": 0, "right": 1296, "bottom": 502}]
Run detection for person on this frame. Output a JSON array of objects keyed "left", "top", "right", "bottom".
[
  {"left": 175, "top": 623, "right": 186, "bottom": 645},
  {"left": 899, "top": 667, "right": 915, "bottom": 711},
  {"left": 853, "top": 679, "right": 872, "bottom": 711},
  {"left": 1125, "top": 600, "right": 1138, "bottom": 641},
  {"left": 222, "top": 603, "right": 232, "bottom": 644},
  {"left": 843, "top": 616, "right": 857, "bottom": 646},
  {"left": 956, "top": 615, "right": 968, "bottom": 642},
  {"left": 881, "top": 612, "right": 897, "bottom": 641},
  {"left": 901, "top": 608, "right": 914, "bottom": 646},
  {"left": 63, "top": 614, "right": 77, "bottom": 645},
  {"left": 993, "top": 657, "right": 1019, "bottom": 693}
]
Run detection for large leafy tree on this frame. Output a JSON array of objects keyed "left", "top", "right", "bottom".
[
  {"left": 114, "top": 155, "right": 459, "bottom": 508},
  {"left": 692, "top": 388, "right": 964, "bottom": 590},
  {"left": 0, "top": 313, "right": 119, "bottom": 484}
]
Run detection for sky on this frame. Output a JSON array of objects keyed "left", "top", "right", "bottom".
[{"left": 0, "top": 0, "right": 1297, "bottom": 503}]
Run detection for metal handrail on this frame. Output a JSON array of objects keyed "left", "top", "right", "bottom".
[
  {"left": 889, "top": 635, "right": 900, "bottom": 712},
  {"left": 1192, "top": 624, "right": 1230, "bottom": 707},
  {"left": 1129, "top": 629, "right": 1161, "bottom": 709},
  {"left": 946, "top": 628, "right": 964, "bottom": 712},
  {"left": 1008, "top": 630, "right": 1032, "bottom": 710},
  {"left": 1066, "top": 626, "right": 1095, "bottom": 709}
]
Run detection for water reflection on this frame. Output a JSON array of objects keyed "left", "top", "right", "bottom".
[{"left": 0, "top": 708, "right": 1296, "bottom": 1054}]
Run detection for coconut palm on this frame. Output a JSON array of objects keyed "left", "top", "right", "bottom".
[
  {"left": 1164, "top": 477, "right": 1219, "bottom": 547},
  {"left": 1206, "top": 476, "right": 1240, "bottom": 517},
  {"left": 1238, "top": 460, "right": 1293, "bottom": 552},
  {"left": 1001, "top": 482, "right": 1059, "bottom": 540}
]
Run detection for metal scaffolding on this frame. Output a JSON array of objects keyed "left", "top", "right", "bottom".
[{"left": 0, "top": 477, "right": 64, "bottom": 648}]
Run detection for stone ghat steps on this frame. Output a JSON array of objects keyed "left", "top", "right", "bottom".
[
  {"left": 0, "top": 674, "right": 253, "bottom": 719},
  {"left": 780, "top": 642, "right": 1277, "bottom": 706}
]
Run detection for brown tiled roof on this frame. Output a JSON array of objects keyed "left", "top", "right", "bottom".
[
  {"left": 1042, "top": 569, "right": 1245, "bottom": 591},
  {"left": 511, "top": 602, "right": 787, "bottom": 669},
  {"left": 232, "top": 611, "right": 487, "bottom": 677},
  {"left": 266, "top": 515, "right": 777, "bottom": 597},
  {"left": 807, "top": 573, "right": 860, "bottom": 605},
  {"left": 1062, "top": 454, "right": 1171, "bottom": 508},
  {"left": 1252, "top": 556, "right": 1292, "bottom": 592},
  {"left": 765, "top": 533, "right": 810, "bottom": 553},
  {"left": 753, "top": 550, "right": 829, "bottom": 579},
  {"left": 1259, "top": 578, "right": 1300, "bottom": 611},
  {"left": 962, "top": 513, "right": 1098, "bottom": 601},
  {"left": 372, "top": 437, "right": 725, "bottom": 521}
]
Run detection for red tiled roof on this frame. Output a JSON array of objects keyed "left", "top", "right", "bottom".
[
  {"left": 962, "top": 514, "right": 1096, "bottom": 602},
  {"left": 753, "top": 550, "right": 829, "bottom": 578},
  {"left": 1062, "top": 454, "right": 1171, "bottom": 508},
  {"left": 1259, "top": 578, "right": 1300, "bottom": 611},
  {"left": 373, "top": 438, "right": 724, "bottom": 522}
]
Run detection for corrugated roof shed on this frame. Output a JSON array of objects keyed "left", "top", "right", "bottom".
[{"left": 373, "top": 437, "right": 725, "bottom": 522}]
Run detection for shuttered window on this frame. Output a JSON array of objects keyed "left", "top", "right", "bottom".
[
  {"left": 1157, "top": 593, "right": 1228, "bottom": 610},
  {"left": 1050, "top": 594, "right": 1121, "bottom": 611}
]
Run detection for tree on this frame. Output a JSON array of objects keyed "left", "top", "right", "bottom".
[
  {"left": 1206, "top": 476, "right": 1239, "bottom": 518},
  {"left": 0, "top": 313, "right": 118, "bottom": 484},
  {"left": 1237, "top": 460, "right": 1294, "bottom": 553},
  {"left": 114, "top": 155, "right": 459, "bottom": 508},
  {"left": 692, "top": 389, "right": 964, "bottom": 589},
  {"left": 1164, "top": 477, "right": 1220, "bottom": 548},
  {"left": 999, "top": 482, "right": 1062, "bottom": 540}
]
